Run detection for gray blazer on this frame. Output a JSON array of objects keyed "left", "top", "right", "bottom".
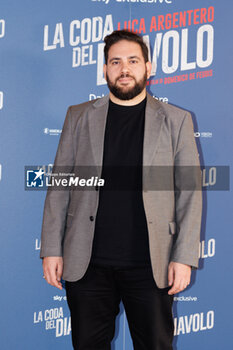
[{"left": 40, "top": 93, "right": 202, "bottom": 288}]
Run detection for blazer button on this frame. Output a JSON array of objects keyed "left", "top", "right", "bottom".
[
  {"left": 89, "top": 216, "right": 94, "bottom": 221},
  {"left": 95, "top": 185, "right": 99, "bottom": 191}
]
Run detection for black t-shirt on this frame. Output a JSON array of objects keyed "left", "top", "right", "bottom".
[{"left": 90, "top": 97, "right": 151, "bottom": 266}]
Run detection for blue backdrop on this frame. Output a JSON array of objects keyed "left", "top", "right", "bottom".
[{"left": 0, "top": 0, "right": 232, "bottom": 349}]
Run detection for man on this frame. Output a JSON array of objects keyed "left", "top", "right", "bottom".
[{"left": 41, "top": 30, "right": 202, "bottom": 350}]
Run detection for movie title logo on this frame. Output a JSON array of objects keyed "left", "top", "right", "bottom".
[
  {"left": 174, "top": 310, "right": 214, "bottom": 336},
  {"left": 43, "top": 7, "right": 215, "bottom": 86},
  {"left": 34, "top": 307, "right": 71, "bottom": 337},
  {"left": 0, "top": 19, "right": 5, "bottom": 38},
  {"left": 202, "top": 167, "right": 216, "bottom": 187},
  {"left": 0, "top": 91, "right": 3, "bottom": 110},
  {"left": 199, "top": 239, "right": 215, "bottom": 259},
  {"left": 0, "top": 20, "right": 5, "bottom": 110},
  {"left": 201, "top": 166, "right": 229, "bottom": 191},
  {"left": 35, "top": 238, "right": 41, "bottom": 251}
]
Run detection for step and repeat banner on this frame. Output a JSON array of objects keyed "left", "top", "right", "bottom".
[{"left": 0, "top": 1, "right": 232, "bottom": 349}]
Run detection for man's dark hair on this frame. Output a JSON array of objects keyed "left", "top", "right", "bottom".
[{"left": 104, "top": 30, "right": 149, "bottom": 64}]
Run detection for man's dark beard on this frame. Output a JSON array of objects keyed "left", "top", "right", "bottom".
[{"left": 106, "top": 71, "right": 147, "bottom": 100}]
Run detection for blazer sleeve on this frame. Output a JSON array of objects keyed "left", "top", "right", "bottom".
[
  {"left": 40, "top": 107, "right": 74, "bottom": 258},
  {"left": 170, "top": 112, "right": 202, "bottom": 268}
]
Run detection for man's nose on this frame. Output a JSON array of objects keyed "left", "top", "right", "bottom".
[{"left": 121, "top": 61, "right": 130, "bottom": 73}]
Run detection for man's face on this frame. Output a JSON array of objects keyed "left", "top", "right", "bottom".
[{"left": 104, "top": 40, "right": 151, "bottom": 100}]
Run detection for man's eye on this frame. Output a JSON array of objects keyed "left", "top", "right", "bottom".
[
  {"left": 130, "top": 60, "right": 137, "bottom": 64},
  {"left": 112, "top": 61, "right": 119, "bottom": 65}
]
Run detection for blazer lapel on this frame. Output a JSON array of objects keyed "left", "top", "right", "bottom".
[
  {"left": 88, "top": 95, "right": 109, "bottom": 175},
  {"left": 143, "top": 93, "right": 165, "bottom": 166}
]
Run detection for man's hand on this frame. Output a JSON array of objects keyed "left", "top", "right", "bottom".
[
  {"left": 168, "top": 262, "right": 191, "bottom": 295},
  {"left": 42, "top": 257, "right": 63, "bottom": 290}
]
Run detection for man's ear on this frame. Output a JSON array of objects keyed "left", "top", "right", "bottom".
[
  {"left": 103, "top": 64, "right": 107, "bottom": 81},
  {"left": 146, "top": 61, "right": 152, "bottom": 79}
]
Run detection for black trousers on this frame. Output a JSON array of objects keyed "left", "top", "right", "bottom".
[{"left": 65, "top": 262, "right": 174, "bottom": 350}]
